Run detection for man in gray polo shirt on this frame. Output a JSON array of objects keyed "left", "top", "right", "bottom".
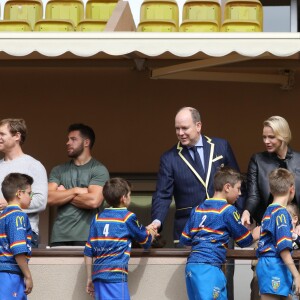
[{"left": 48, "top": 123, "right": 109, "bottom": 246}]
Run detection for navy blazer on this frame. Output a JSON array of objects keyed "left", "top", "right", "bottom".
[{"left": 151, "top": 135, "right": 243, "bottom": 241}]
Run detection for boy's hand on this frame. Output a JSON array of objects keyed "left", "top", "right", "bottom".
[
  {"left": 294, "top": 274, "right": 300, "bottom": 296},
  {"left": 24, "top": 275, "right": 33, "bottom": 295},
  {"left": 146, "top": 224, "right": 159, "bottom": 240},
  {"left": 86, "top": 279, "right": 94, "bottom": 298}
]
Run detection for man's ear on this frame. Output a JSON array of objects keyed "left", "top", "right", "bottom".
[
  {"left": 84, "top": 138, "right": 90, "bottom": 148},
  {"left": 14, "top": 131, "right": 21, "bottom": 143}
]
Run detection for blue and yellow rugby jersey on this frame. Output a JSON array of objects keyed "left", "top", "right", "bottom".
[
  {"left": 0, "top": 205, "right": 32, "bottom": 274},
  {"left": 84, "top": 207, "right": 153, "bottom": 282},
  {"left": 257, "top": 203, "right": 293, "bottom": 258},
  {"left": 180, "top": 198, "right": 253, "bottom": 266}
]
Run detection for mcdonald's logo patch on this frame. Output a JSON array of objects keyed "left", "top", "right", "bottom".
[
  {"left": 233, "top": 211, "right": 240, "bottom": 222},
  {"left": 15, "top": 216, "right": 25, "bottom": 229},
  {"left": 276, "top": 214, "right": 287, "bottom": 226}
]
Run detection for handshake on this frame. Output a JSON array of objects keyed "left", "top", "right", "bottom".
[{"left": 146, "top": 223, "right": 160, "bottom": 240}]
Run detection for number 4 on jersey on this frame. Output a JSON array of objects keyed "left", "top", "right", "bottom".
[{"left": 103, "top": 224, "right": 110, "bottom": 237}]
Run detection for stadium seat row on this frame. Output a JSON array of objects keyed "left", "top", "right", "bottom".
[
  {"left": 0, "top": 0, "right": 263, "bottom": 32},
  {"left": 137, "top": 0, "right": 263, "bottom": 32},
  {"left": 0, "top": 0, "right": 118, "bottom": 31}
]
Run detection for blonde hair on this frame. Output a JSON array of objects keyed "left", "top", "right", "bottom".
[
  {"left": 287, "top": 203, "right": 299, "bottom": 220},
  {"left": 263, "top": 116, "right": 291, "bottom": 145},
  {"left": 0, "top": 118, "right": 27, "bottom": 145},
  {"left": 269, "top": 168, "right": 295, "bottom": 196}
]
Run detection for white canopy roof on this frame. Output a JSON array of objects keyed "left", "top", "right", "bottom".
[{"left": 0, "top": 32, "right": 299, "bottom": 58}]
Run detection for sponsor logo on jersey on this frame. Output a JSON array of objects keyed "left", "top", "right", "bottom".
[
  {"left": 15, "top": 216, "right": 26, "bottom": 230},
  {"left": 276, "top": 214, "right": 286, "bottom": 226},
  {"left": 233, "top": 211, "right": 240, "bottom": 222}
]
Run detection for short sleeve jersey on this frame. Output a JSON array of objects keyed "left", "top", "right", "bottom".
[
  {"left": 49, "top": 158, "right": 109, "bottom": 243},
  {"left": 0, "top": 205, "right": 32, "bottom": 274},
  {"left": 84, "top": 208, "right": 153, "bottom": 282},
  {"left": 257, "top": 203, "right": 293, "bottom": 258},
  {"left": 180, "top": 198, "right": 253, "bottom": 266}
]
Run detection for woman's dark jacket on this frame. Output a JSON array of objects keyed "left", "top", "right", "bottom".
[{"left": 245, "top": 148, "right": 300, "bottom": 224}]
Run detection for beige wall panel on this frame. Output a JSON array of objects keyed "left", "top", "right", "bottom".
[
  {"left": 0, "top": 63, "right": 299, "bottom": 244},
  {"left": 0, "top": 65, "right": 299, "bottom": 174},
  {"left": 29, "top": 256, "right": 253, "bottom": 299}
]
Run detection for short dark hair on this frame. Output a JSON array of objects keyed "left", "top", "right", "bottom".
[
  {"left": 214, "top": 167, "right": 243, "bottom": 192},
  {"left": 1, "top": 173, "right": 33, "bottom": 201},
  {"left": 103, "top": 178, "right": 131, "bottom": 207},
  {"left": 0, "top": 118, "right": 27, "bottom": 145},
  {"left": 68, "top": 123, "right": 95, "bottom": 149}
]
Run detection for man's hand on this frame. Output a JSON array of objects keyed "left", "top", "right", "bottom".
[
  {"left": 57, "top": 185, "right": 66, "bottom": 191},
  {"left": 74, "top": 187, "right": 89, "bottom": 195},
  {"left": 149, "top": 220, "right": 161, "bottom": 231}
]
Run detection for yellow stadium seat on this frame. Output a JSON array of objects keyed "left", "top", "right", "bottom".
[
  {"left": 182, "top": 0, "right": 221, "bottom": 23},
  {"left": 86, "top": 0, "right": 118, "bottom": 21},
  {"left": 137, "top": 20, "right": 177, "bottom": 32},
  {"left": 34, "top": 19, "right": 75, "bottom": 31},
  {"left": 223, "top": 0, "right": 263, "bottom": 29},
  {"left": 180, "top": 0, "right": 221, "bottom": 32},
  {"left": 140, "top": 0, "right": 179, "bottom": 29},
  {"left": 77, "top": 19, "right": 107, "bottom": 31},
  {"left": 0, "top": 20, "right": 31, "bottom": 31},
  {"left": 4, "top": 0, "right": 43, "bottom": 29},
  {"left": 180, "top": 20, "right": 219, "bottom": 32},
  {"left": 46, "top": 0, "right": 84, "bottom": 27},
  {"left": 221, "top": 19, "right": 261, "bottom": 32}
]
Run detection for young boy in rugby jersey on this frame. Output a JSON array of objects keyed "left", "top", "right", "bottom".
[
  {"left": 256, "top": 168, "right": 300, "bottom": 300},
  {"left": 84, "top": 177, "right": 158, "bottom": 300},
  {"left": 180, "top": 167, "right": 260, "bottom": 300},
  {"left": 0, "top": 173, "right": 33, "bottom": 299}
]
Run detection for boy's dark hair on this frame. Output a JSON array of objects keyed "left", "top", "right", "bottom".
[
  {"left": 1, "top": 173, "right": 33, "bottom": 201},
  {"left": 68, "top": 123, "right": 95, "bottom": 149},
  {"left": 214, "top": 167, "right": 243, "bottom": 192},
  {"left": 0, "top": 118, "right": 27, "bottom": 145},
  {"left": 103, "top": 178, "right": 131, "bottom": 207},
  {"left": 269, "top": 168, "right": 295, "bottom": 196}
]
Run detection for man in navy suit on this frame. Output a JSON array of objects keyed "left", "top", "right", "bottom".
[
  {"left": 151, "top": 107, "right": 243, "bottom": 300},
  {"left": 151, "top": 106, "right": 243, "bottom": 241}
]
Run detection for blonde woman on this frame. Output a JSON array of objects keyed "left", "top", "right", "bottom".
[
  {"left": 241, "top": 116, "right": 300, "bottom": 300},
  {"left": 242, "top": 116, "right": 300, "bottom": 226}
]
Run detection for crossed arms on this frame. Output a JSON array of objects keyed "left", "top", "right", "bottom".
[{"left": 47, "top": 182, "right": 104, "bottom": 210}]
